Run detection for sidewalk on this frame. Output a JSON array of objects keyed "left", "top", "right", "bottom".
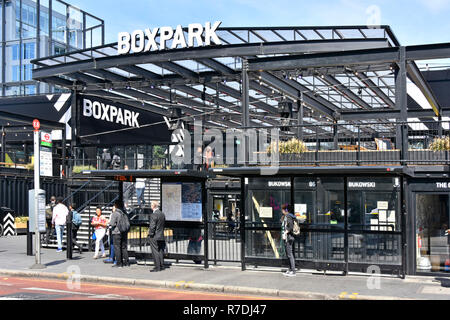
[{"left": 0, "top": 235, "right": 449, "bottom": 300}]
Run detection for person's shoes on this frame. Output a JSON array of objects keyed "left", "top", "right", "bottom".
[
  {"left": 93, "top": 255, "right": 98, "bottom": 259},
  {"left": 150, "top": 268, "right": 161, "bottom": 272},
  {"left": 103, "top": 258, "right": 114, "bottom": 264},
  {"left": 283, "top": 270, "right": 296, "bottom": 277},
  {"left": 112, "top": 264, "right": 122, "bottom": 268},
  {"left": 101, "top": 253, "right": 107, "bottom": 258},
  {"left": 56, "top": 248, "right": 62, "bottom": 253}
]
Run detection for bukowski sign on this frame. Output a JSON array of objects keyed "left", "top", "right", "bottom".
[
  {"left": 78, "top": 95, "right": 171, "bottom": 146},
  {"left": 118, "top": 21, "right": 222, "bottom": 55}
]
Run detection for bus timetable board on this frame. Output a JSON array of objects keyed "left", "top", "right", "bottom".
[{"left": 162, "top": 182, "right": 202, "bottom": 222}]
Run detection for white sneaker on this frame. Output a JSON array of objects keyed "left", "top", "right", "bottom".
[
  {"left": 283, "top": 271, "right": 296, "bottom": 277},
  {"left": 93, "top": 255, "right": 98, "bottom": 259}
]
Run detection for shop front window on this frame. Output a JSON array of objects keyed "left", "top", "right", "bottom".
[
  {"left": 347, "top": 177, "right": 402, "bottom": 265},
  {"left": 416, "top": 194, "right": 450, "bottom": 273},
  {"left": 246, "top": 177, "right": 291, "bottom": 259}
]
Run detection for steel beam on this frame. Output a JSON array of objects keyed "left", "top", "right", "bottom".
[
  {"left": 248, "top": 47, "right": 399, "bottom": 72},
  {"left": 32, "top": 39, "right": 391, "bottom": 80},
  {"left": 406, "top": 61, "right": 440, "bottom": 116}
]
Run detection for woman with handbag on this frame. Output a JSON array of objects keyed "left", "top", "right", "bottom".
[{"left": 91, "top": 205, "right": 108, "bottom": 259}]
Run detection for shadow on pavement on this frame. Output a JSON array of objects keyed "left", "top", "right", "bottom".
[
  {"left": 45, "top": 260, "right": 66, "bottom": 267},
  {"left": 435, "top": 277, "right": 450, "bottom": 287}
]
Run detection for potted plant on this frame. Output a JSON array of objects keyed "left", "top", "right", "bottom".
[{"left": 266, "top": 138, "right": 309, "bottom": 164}]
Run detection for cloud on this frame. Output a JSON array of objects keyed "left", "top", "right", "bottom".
[{"left": 419, "top": 0, "right": 450, "bottom": 13}]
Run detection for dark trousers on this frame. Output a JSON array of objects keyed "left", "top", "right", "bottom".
[
  {"left": 149, "top": 238, "right": 165, "bottom": 270},
  {"left": 285, "top": 236, "right": 296, "bottom": 272},
  {"left": 45, "top": 220, "right": 54, "bottom": 244},
  {"left": 113, "top": 233, "right": 129, "bottom": 266},
  {"left": 71, "top": 225, "right": 82, "bottom": 250}
]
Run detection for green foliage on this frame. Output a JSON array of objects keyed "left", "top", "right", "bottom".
[
  {"left": 267, "top": 138, "right": 308, "bottom": 154},
  {"left": 429, "top": 136, "right": 450, "bottom": 151},
  {"left": 72, "top": 165, "right": 97, "bottom": 174}
]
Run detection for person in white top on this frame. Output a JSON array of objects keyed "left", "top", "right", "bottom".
[
  {"left": 52, "top": 197, "right": 69, "bottom": 252},
  {"left": 135, "top": 178, "right": 146, "bottom": 206}
]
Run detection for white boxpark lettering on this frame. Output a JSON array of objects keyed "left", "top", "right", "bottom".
[
  {"left": 82, "top": 98, "right": 140, "bottom": 128},
  {"left": 117, "top": 21, "right": 222, "bottom": 54}
]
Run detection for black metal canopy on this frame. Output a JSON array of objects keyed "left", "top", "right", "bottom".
[{"left": 30, "top": 25, "right": 450, "bottom": 141}]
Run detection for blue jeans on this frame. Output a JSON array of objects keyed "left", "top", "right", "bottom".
[
  {"left": 136, "top": 188, "right": 145, "bottom": 205},
  {"left": 55, "top": 225, "right": 65, "bottom": 250}
]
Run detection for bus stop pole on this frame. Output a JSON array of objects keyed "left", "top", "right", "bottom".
[{"left": 31, "top": 127, "right": 45, "bottom": 269}]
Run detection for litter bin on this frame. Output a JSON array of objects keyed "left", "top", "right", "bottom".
[{"left": 0, "top": 207, "right": 15, "bottom": 236}]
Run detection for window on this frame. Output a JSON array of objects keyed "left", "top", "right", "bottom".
[
  {"left": 12, "top": 65, "right": 20, "bottom": 82},
  {"left": 12, "top": 44, "right": 20, "bottom": 60},
  {"left": 23, "top": 43, "right": 35, "bottom": 60},
  {"left": 22, "top": 64, "right": 33, "bottom": 81},
  {"left": 53, "top": 45, "right": 66, "bottom": 55},
  {"left": 24, "top": 84, "right": 35, "bottom": 95}
]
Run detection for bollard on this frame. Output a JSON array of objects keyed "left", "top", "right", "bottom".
[
  {"left": 26, "top": 220, "right": 33, "bottom": 256},
  {"left": 66, "top": 221, "right": 73, "bottom": 259}
]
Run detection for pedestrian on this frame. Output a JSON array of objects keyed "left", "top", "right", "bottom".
[
  {"left": 91, "top": 205, "right": 108, "bottom": 259},
  {"left": 101, "top": 148, "right": 112, "bottom": 169},
  {"left": 187, "top": 228, "right": 203, "bottom": 264},
  {"left": 67, "top": 203, "right": 83, "bottom": 254},
  {"left": 148, "top": 201, "right": 166, "bottom": 272},
  {"left": 45, "top": 195, "right": 56, "bottom": 244},
  {"left": 281, "top": 204, "right": 297, "bottom": 277},
  {"left": 226, "top": 208, "right": 235, "bottom": 233},
  {"left": 51, "top": 197, "right": 69, "bottom": 252},
  {"left": 111, "top": 152, "right": 121, "bottom": 170},
  {"left": 135, "top": 178, "right": 146, "bottom": 206},
  {"left": 109, "top": 200, "right": 130, "bottom": 268},
  {"left": 123, "top": 165, "right": 133, "bottom": 211}
]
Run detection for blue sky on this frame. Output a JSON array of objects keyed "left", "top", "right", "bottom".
[{"left": 71, "top": 0, "right": 450, "bottom": 46}]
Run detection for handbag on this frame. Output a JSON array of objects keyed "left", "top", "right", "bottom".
[{"left": 91, "top": 231, "right": 96, "bottom": 241}]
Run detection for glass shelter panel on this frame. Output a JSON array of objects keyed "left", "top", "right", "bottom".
[
  {"left": 245, "top": 178, "right": 291, "bottom": 259},
  {"left": 347, "top": 177, "right": 402, "bottom": 265}
]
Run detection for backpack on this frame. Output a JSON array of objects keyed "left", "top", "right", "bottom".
[
  {"left": 72, "top": 210, "right": 82, "bottom": 227},
  {"left": 292, "top": 218, "right": 301, "bottom": 236},
  {"left": 117, "top": 210, "right": 131, "bottom": 233}
]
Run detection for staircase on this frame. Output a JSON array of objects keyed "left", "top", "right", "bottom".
[{"left": 41, "top": 178, "right": 161, "bottom": 250}]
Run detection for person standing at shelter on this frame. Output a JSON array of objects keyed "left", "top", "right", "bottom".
[
  {"left": 91, "top": 205, "right": 108, "bottom": 259},
  {"left": 148, "top": 201, "right": 166, "bottom": 272},
  {"left": 45, "top": 195, "right": 56, "bottom": 244},
  {"left": 135, "top": 178, "right": 146, "bottom": 207},
  {"left": 67, "top": 203, "right": 83, "bottom": 254},
  {"left": 109, "top": 200, "right": 130, "bottom": 268},
  {"left": 52, "top": 197, "right": 69, "bottom": 252},
  {"left": 281, "top": 204, "right": 296, "bottom": 277}
]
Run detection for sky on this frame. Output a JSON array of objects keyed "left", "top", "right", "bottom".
[{"left": 69, "top": 0, "right": 450, "bottom": 47}]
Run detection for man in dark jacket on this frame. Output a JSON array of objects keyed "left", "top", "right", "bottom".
[
  {"left": 109, "top": 200, "right": 130, "bottom": 268},
  {"left": 281, "top": 204, "right": 297, "bottom": 277},
  {"left": 148, "top": 201, "right": 166, "bottom": 272}
]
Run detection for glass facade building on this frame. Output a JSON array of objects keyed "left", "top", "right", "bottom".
[{"left": 0, "top": 0, "right": 104, "bottom": 96}]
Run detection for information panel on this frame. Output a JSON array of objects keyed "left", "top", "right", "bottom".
[{"left": 162, "top": 182, "right": 202, "bottom": 221}]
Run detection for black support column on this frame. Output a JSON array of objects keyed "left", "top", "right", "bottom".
[
  {"left": 241, "top": 59, "right": 250, "bottom": 165},
  {"left": 395, "top": 46, "right": 408, "bottom": 164}
]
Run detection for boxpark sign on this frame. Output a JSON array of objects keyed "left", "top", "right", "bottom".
[
  {"left": 117, "top": 21, "right": 222, "bottom": 54},
  {"left": 78, "top": 95, "right": 171, "bottom": 146}
]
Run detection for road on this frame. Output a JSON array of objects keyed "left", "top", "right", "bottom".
[{"left": 0, "top": 276, "right": 281, "bottom": 300}]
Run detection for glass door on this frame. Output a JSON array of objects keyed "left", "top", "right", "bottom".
[{"left": 416, "top": 194, "right": 450, "bottom": 273}]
